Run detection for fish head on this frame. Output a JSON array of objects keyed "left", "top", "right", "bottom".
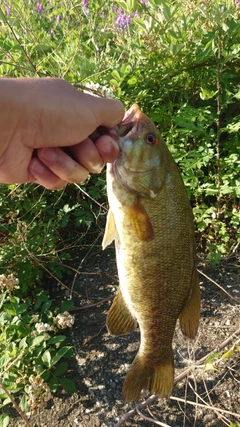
[{"left": 113, "top": 104, "right": 167, "bottom": 198}]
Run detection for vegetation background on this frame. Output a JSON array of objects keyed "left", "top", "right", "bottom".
[{"left": 0, "top": 0, "right": 239, "bottom": 426}]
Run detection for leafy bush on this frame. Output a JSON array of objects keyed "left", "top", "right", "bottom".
[{"left": 0, "top": 273, "right": 75, "bottom": 421}]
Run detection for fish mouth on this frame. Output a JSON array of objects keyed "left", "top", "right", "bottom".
[
  {"left": 97, "top": 104, "right": 141, "bottom": 141},
  {"left": 116, "top": 104, "right": 141, "bottom": 138}
]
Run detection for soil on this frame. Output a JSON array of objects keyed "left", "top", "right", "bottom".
[{"left": 7, "top": 246, "right": 240, "bottom": 427}]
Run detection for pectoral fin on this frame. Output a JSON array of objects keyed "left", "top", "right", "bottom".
[
  {"left": 125, "top": 201, "right": 154, "bottom": 242},
  {"left": 102, "top": 209, "right": 116, "bottom": 250}
]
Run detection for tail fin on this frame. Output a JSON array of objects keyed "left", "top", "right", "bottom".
[
  {"left": 179, "top": 266, "right": 200, "bottom": 339},
  {"left": 122, "top": 353, "right": 174, "bottom": 402}
]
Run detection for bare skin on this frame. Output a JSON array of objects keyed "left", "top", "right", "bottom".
[{"left": 0, "top": 78, "right": 124, "bottom": 189}]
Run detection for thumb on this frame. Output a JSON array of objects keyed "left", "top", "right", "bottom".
[{"left": 85, "top": 95, "right": 125, "bottom": 129}]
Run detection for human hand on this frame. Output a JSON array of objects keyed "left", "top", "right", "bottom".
[{"left": 0, "top": 78, "right": 124, "bottom": 189}]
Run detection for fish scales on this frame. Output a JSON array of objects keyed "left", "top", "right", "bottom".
[{"left": 103, "top": 104, "right": 200, "bottom": 402}]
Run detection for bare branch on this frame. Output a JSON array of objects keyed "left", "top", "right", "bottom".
[
  {"left": 136, "top": 407, "right": 172, "bottom": 426},
  {"left": 0, "top": 379, "right": 31, "bottom": 427},
  {"left": 197, "top": 268, "right": 240, "bottom": 303},
  {"left": 69, "top": 295, "right": 114, "bottom": 312},
  {"left": 170, "top": 396, "right": 240, "bottom": 421}
]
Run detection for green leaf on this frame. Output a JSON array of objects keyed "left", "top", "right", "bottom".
[
  {"left": 51, "top": 346, "right": 73, "bottom": 366},
  {"left": 117, "top": 0, "right": 138, "bottom": 12},
  {"left": 111, "top": 69, "right": 121, "bottom": 82},
  {"left": 41, "top": 371, "right": 50, "bottom": 382},
  {"left": 61, "top": 300, "right": 74, "bottom": 312},
  {"left": 47, "top": 335, "right": 66, "bottom": 346},
  {"left": 54, "top": 361, "right": 68, "bottom": 377},
  {"left": 200, "top": 88, "right": 217, "bottom": 100},
  {"left": 204, "top": 363, "right": 217, "bottom": 372},
  {"left": 29, "top": 334, "right": 46, "bottom": 348},
  {"left": 41, "top": 300, "right": 52, "bottom": 312},
  {"left": 19, "top": 336, "right": 28, "bottom": 350},
  {"left": 60, "top": 378, "right": 76, "bottom": 393},
  {"left": 127, "top": 75, "right": 138, "bottom": 85},
  {"left": 221, "top": 349, "right": 234, "bottom": 360},
  {"left": 162, "top": 2, "right": 171, "bottom": 21},
  {"left": 169, "top": 42, "right": 185, "bottom": 55},
  {"left": 3, "top": 306, "right": 16, "bottom": 316},
  {"left": 35, "top": 43, "right": 51, "bottom": 52},
  {"left": 42, "top": 350, "right": 52, "bottom": 368},
  {"left": 109, "top": 78, "right": 120, "bottom": 87},
  {"left": 132, "top": 17, "right": 149, "bottom": 31},
  {"left": 205, "top": 351, "right": 222, "bottom": 364},
  {"left": 222, "top": 22, "right": 228, "bottom": 32},
  {"left": 19, "top": 393, "right": 29, "bottom": 412},
  {"left": 7, "top": 184, "right": 16, "bottom": 191},
  {"left": 0, "top": 398, "right": 11, "bottom": 408},
  {"left": 0, "top": 413, "right": 10, "bottom": 427},
  {"left": 49, "top": 377, "right": 59, "bottom": 393}
]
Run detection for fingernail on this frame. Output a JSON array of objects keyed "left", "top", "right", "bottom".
[
  {"left": 108, "top": 128, "right": 118, "bottom": 136},
  {"left": 40, "top": 148, "right": 58, "bottom": 162},
  {"left": 31, "top": 159, "right": 47, "bottom": 175}
]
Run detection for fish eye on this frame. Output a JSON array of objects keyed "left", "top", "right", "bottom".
[{"left": 146, "top": 133, "right": 157, "bottom": 145}]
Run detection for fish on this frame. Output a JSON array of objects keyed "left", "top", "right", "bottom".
[{"left": 102, "top": 104, "right": 200, "bottom": 402}]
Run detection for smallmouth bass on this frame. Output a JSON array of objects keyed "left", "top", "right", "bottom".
[{"left": 102, "top": 104, "right": 200, "bottom": 402}]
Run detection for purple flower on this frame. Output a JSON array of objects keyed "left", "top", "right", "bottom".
[
  {"left": 114, "top": 8, "right": 131, "bottom": 30},
  {"left": 50, "top": 28, "right": 54, "bottom": 35},
  {"left": 82, "top": 0, "right": 89, "bottom": 12},
  {"left": 125, "top": 15, "right": 131, "bottom": 26},
  {"left": 134, "top": 11, "right": 140, "bottom": 18},
  {"left": 36, "top": 1, "right": 44, "bottom": 16},
  {"left": 140, "top": 0, "right": 149, "bottom": 5},
  {"left": 4, "top": 1, "right": 11, "bottom": 16},
  {"left": 56, "top": 14, "right": 61, "bottom": 25}
]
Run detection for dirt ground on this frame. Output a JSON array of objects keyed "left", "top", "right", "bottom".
[{"left": 8, "top": 246, "right": 240, "bottom": 427}]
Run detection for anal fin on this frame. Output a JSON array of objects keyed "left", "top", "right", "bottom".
[
  {"left": 179, "top": 266, "right": 200, "bottom": 339},
  {"left": 107, "top": 290, "right": 136, "bottom": 336}
]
